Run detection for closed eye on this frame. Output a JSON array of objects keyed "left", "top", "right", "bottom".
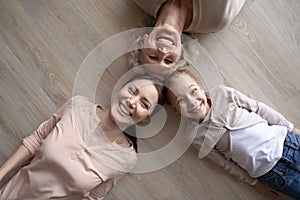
[
  {"left": 148, "top": 55, "right": 158, "bottom": 60},
  {"left": 141, "top": 101, "right": 150, "bottom": 109},
  {"left": 141, "top": 98, "right": 151, "bottom": 110},
  {"left": 164, "top": 58, "right": 174, "bottom": 64}
]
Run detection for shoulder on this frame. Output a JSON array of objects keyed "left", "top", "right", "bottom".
[
  {"left": 210, "top": 85, "right": 238, "bottom": 95},
  {"left": 210, "top": 85, "right": 228, "bottom": 96},
  {"left": 209, "top": 85, "right": 238, "bottom": 108}
]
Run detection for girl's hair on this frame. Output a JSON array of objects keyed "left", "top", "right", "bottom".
[
  {"left": 122, "top": 74, "right": 165, "bottom": 152},
  {"left": 164, "top": 69, "right": 205, "bottom": 105}
]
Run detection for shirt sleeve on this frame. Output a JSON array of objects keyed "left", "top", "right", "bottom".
[
  {"left": 22, "top": 97, "right": 74, "bottom": 155},
  {"left": 206, "top": 149, "right": 258, "bottom": 185},
  {"left": 82, "top": 176, "right": 122, "bottom": 200},
  {"left": 227, "top": 86, "right": 294, "bottom": 131}
]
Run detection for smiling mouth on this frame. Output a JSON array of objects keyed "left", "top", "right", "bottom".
[
  {"left": 119, "top": 102, "right": 132, "bottom": 116},
  {"left": 157, "top": 37, "right": 174, "bottom": 45},
  {"left": 189, "top": 102, "right": 203, "bottom": 113}
]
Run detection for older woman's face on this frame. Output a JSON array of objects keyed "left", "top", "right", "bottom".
[{"left": 140, "top": 27, "right": 182, "bottom": 76}]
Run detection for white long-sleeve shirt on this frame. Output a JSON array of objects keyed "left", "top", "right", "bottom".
[{"left": 186, "top": 86, "right": 293, "bottom": 185}]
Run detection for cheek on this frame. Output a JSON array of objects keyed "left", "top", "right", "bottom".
[
  {"left": 133, "top": 107, "right": 149, "bottom": 120},
  {"left": 180, "top": 105, "right": 191, "bottom": 117}
]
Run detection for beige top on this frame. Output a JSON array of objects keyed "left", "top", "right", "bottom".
[
  {"left": 1, "top": 96, "right": 137, "bottom": 200},
  {"left": 134, "top": 0, "right": 246, "bottom": 33}
]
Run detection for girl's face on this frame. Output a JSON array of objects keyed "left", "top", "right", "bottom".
[
  {"left": 167, "top": 74, "right": 210, "bottom": 122},
  {"left": 140, "top": 26, "right": 182, "bottom": 76},
  {"left": 111, "top": 79, "right": 159, "bottom": 127}
]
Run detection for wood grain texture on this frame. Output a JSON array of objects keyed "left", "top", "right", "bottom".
[{"left": 0, "top": 0, "right": 299, "bottom": 199}]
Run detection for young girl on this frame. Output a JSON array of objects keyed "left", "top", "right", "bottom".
[
  {"left": 164, "top": 69, "right": 300, "bottom": 199},
  {"left": 0, "top": 76, "right": 164, "bottom": 200}
]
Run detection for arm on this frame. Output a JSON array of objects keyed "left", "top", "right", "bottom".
[
  {"left": 23, "top": 97, "right": 74, "bottom": 155},
  {"left": 206, "top": 149, "right": 258, "bottom": 185},
  {"left": 0, "top": 97, "right": 74, "bottom": 182},
  {"left": 227, "top": 87, "right": 294, "bottom": 131},
  {"left": 207, "top": 149, "right": 279, "bottom": 198},
  {"left": 82, "top": 176, "right": 122, "bottom": 200},
  {"left": 0, "top": 145, "right": 32, "bottom": 183},
  {"left": 22, "top": 112, "right": 61, "bottom": 155}
]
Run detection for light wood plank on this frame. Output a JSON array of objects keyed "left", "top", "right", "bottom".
[{"left": 0, "top": 0, "right": 298, "bottom": 199}]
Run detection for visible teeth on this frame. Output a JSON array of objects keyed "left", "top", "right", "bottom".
[
  {"left": 190, "top": 103, "right": 202, "bottom": 113},
  {"left": 120, "top": 103, "right": 130, "bottom": 116},
  {"left": 158, "top": 38, "right": 173, "bottom": 45},
  {"left": 192, "top": 106, "right": 200, "bottom": 113}
]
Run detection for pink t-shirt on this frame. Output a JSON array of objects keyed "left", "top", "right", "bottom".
[{"left": 1, "top": 96, "right": 137, "bottom": 200}]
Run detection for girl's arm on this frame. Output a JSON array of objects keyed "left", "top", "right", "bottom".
[
  {"left": 207, "top": 149, "right": 279, "bottom": 198},
  {"left": 206, "top": 149, "right": 258, "bottom": 185},
  {"left": 227, "top": 87, "right": 294, "bottom": 131},
  {"left": 0, "top": 145, "right": 32, "bottom": 183}
]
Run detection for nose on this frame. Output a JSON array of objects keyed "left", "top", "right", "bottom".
[
  {"left": 158, "top": 47, "right": 169, "bottom": 54},
  {"left": 128, "top": 96, "right": 138, "bottom": 109}
]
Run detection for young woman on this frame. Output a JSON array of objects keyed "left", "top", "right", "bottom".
[
  {"left": 132, "top": 0, "right": 246, "bottom": 77},
  {"left": 0, "top": 76, "right": 164, "bottom": 200},
  {"left": 164, "top": 69, "right": 300, "bottom": 199}
]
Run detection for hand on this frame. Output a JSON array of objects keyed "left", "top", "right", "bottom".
[
  {"left": 291, "top": 127, "right": 300, "bottom": 135},
  {"left": 254, "top": 182, "right": 278, "bottom": 199}
]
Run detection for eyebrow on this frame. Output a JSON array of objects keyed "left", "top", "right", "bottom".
[{"left": 128, "top": 84, "right": 138, "bottom": 93}]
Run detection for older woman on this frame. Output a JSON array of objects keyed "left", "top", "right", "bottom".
[{"left": 133, "top": 0, "right": 246, "bottom": 77}]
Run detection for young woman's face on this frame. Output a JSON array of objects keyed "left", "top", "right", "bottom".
[
  {"left": 167, "top": 74, "right": 210, "bottom": 122},
  {"left": 140, "top": 26, "right": 182, "bottom": 76},
  {"left": 111, "top": 79, "right": 159, "bottom": 126}
]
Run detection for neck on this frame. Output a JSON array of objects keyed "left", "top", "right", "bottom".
[
  {"left": 97, "top": 108, "right": 132, "bottom": 147},
  {"left": 100, "top": 109, "right": 125, "bottom": 133},
  {"left": 155, "top": 0, "right": 192, "bottom": 32}
]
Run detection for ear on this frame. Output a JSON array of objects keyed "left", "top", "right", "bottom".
[{"left": 137, "top": 116, "right": 151, "bottom": 127}]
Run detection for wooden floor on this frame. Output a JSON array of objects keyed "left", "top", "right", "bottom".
[{"left": 0, "top": 0, "right": 299, "bottom": 199}]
